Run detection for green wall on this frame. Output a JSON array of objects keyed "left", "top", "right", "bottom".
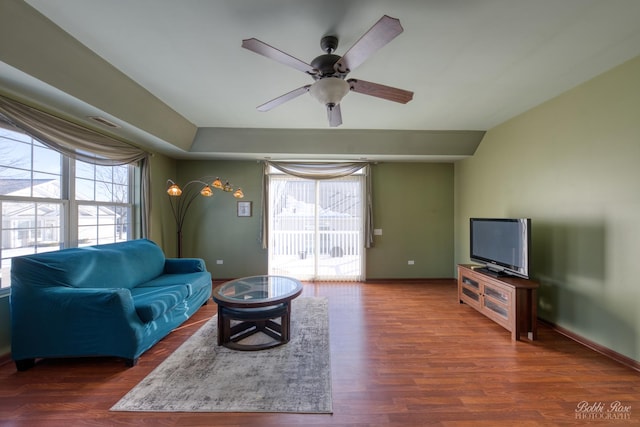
[
  {"left": 156, "top": 160, "right": 267, "bottom": 279},
  {"left": 367, "top": 163, "right": 454, "bottom": 279},
  {"left": 454, "top": 55, "right": 640, "bottom": 362},
  {"left": 165, "top": 160, "right": 454, "bottom": 280}
]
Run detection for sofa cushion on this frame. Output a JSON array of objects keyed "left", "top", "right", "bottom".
[
  {"left": 164, "top": 258, "right": 206, "bottom": 274},
  {"left": 11, "top": 239, "right": 165, "bottom": 290},
  {"left": 131, "top": 285, "right": 190, "bottom": 323},
  {"left": 138, "top": 272, "right": 212, "bottom": 299}
]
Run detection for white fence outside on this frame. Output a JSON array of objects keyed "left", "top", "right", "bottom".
[{"left": 269, "top": 229, "right": 362, "bottom": 280}]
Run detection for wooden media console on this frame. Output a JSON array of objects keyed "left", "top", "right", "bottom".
[{"left": 458, "top": 264, "right": 539, "bottom": 341}]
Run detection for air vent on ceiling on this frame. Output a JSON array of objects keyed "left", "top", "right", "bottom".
[{"left": 88, "top": 116, "right": 120, "bottom": 128}]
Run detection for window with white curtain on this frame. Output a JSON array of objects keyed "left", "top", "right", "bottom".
[
  {"left": 268, "top": 171, "right": 365, "bottom": 281},
  {"left": 0, "top": 127, "right": 135, "bottom": 292}
]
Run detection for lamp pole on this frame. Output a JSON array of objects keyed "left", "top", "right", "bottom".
[{"left": 166, "top": 177, "right": 244, "bottom": 257}]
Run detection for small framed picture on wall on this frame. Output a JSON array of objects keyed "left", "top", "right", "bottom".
[{"left": 237, "top": 201, "right": 252, "bottom": 217}]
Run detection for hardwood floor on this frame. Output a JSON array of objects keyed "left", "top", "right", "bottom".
[{"left": 1, "top": 280, "right": 639, "bottom": 426}]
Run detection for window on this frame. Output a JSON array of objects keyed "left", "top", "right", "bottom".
[
  {"left": 0, "top": 127, "right": 136, "bottom": 292},
  {"left": 267, "top": 171, "right": 366, "bottom": 281},
  {"left": 75, "top": 161, "right": 131, "bottom": 246}
]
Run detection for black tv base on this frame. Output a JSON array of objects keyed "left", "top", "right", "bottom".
[{"left": 474, "top": 266, "right": 508, "bottom": 278}]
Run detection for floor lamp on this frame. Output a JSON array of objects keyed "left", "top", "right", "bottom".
[{"left": 166, "top": 177, "right": 244, "bottom": 257}]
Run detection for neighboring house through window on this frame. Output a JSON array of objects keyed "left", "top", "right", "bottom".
[{"left": 0, "top": 127, "right": 136, "bottom": 293}]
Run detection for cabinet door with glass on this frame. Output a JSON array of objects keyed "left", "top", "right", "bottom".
[
  {"left": 459, "top": 274, "right": 481, "bottom": 309},
  {"left": 482, "top": 281, "right": 513, "bottom": 328}
]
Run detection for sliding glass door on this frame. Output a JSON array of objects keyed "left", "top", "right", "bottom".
[{"left": 268, "top": 173, "right": 364, "bottom": 281}]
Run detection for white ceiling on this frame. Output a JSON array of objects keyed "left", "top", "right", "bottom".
[{"left": 6, "top": 0, "right": 640, "bottom": 159}]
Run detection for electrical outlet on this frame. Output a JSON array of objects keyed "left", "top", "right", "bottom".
[
  {"left": 374, "top": 228, "right": 383, "bottom": 236},
  {"left": 216, "top": 260, "right": 223, "bottom": 265},
  {"left": 408, "top": 260, "right": 415, "bottom": 265}
]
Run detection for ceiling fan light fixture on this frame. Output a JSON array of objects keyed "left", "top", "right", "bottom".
[{"left": 309, "top": 77, "right": 350, "bottom": 107}]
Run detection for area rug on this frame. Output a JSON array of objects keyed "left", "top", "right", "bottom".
[{"left": 111, "top": 297, "right": 332, "bottom": 413}]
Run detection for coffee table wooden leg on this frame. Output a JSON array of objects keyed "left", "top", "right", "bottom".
[
  {"left": 217, "top": 308, "right": 230, "bottom": 346},
  {"left": 281, "top": 303, "right": 291, "bottom": 343}
]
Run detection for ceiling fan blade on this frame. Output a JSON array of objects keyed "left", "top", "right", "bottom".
[
  {"left": 257, "top": 85, "right": 312, "bottom": 112},
  {"left": 242, "top": 38, "right": 317, "bottom": 75},
  {"left": 347, "top": 79, "right": 413, "bottom": 104},
  {"left": 335, "top": 15, "right": 403, "bottom": 73},
  {"left": 327, "top": 104, "right": 343, "bottom": 127}
]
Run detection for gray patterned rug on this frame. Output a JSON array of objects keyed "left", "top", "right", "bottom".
[{"left": 111, "top": 297, "right": 332, "bottom": 413}]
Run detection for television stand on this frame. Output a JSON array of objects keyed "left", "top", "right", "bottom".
[{"left": 458, "top": 264, "right": 539, "bottom": 341}]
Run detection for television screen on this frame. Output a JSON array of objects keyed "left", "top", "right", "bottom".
[{"left": 470, "top": 218, "right": 531, "bottom": 279}]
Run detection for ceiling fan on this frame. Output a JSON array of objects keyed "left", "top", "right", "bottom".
[{"left": 242, "top": 15, "right": 414, "bottom": 127}]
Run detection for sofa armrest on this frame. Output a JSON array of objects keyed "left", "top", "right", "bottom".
[
  {"left": 10, "top": 286, "right": 143, "bottom": 361},
  {"left": 164, "top": 258, "right": 206, "bottom": 274},
  {"left": 28, "top": 287, "right": 139, "bottom": 327}
]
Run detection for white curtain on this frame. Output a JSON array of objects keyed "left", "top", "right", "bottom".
[{"left": 0, "top": 95, "right": 151, "bottom": 238}]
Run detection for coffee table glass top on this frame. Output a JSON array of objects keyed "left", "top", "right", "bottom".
[{"left": 213, "top": 275, "right": 302, "bottom": 307}]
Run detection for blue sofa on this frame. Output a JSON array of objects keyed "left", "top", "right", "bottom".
[{"left": 10, "top": 239, "right": 212, "bottom": 370}]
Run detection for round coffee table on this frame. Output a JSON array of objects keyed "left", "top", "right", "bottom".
[{"left": 212, "top": 275, "right": 303, "bottom": 350}]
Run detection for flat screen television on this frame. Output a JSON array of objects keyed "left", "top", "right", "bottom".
[{"left": 470, "top": 218, "right": 531, "bottom": 279}]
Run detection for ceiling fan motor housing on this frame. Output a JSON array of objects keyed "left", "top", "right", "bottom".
[{"left": 311, "top": 53, "right": 343, "bottom": 79}]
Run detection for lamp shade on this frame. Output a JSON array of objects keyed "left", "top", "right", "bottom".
[
  {"left": 309, "top": 77, "right": 350, "bottom": 106},
  {"left": 212, "top": 178, "right": 223, "bottom": 189},
  {"left": 200, "top": 185, "right": 213, "bottom": 197},
  {"left": 167, "top": 183, "right": 182, "bottom": 196}
]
